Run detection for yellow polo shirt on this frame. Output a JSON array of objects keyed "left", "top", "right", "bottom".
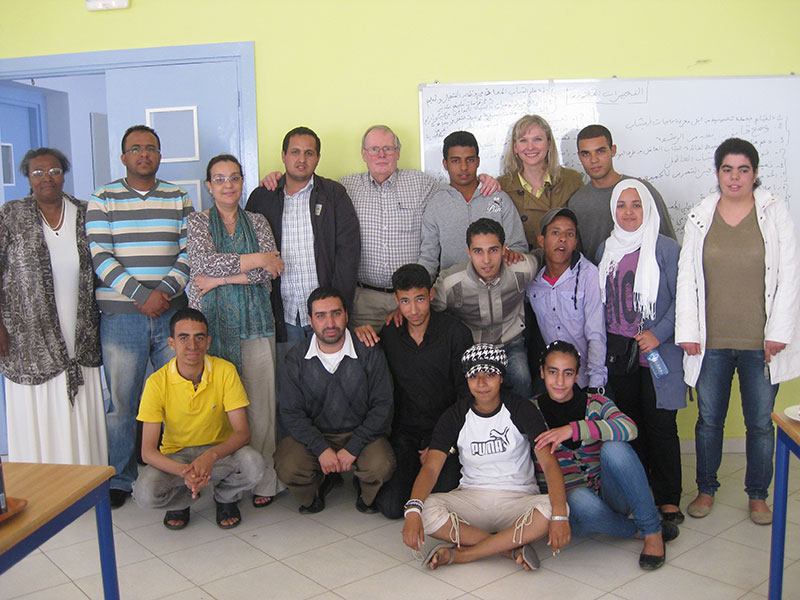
[{"left": 137, "top": 355, "right": 249, "bottom": 455}]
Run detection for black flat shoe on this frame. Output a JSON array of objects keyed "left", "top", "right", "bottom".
[
  {"left": 109, "top": 488, "right": 130, "bottom": 509},
  {"left": 661, "top": 520, "right": 680, "bottom": 543},
  {"left": 660, "top": 508, "right": 685, "bottom": 524},
  {"left": 355, "top": 494, "right": 378, "bottom": 514},
  {"left": 639, "top": 551, "right": 666, "bottom": 570}
]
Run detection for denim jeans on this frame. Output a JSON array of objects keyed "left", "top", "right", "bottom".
[
  {"left": 503, "top": 335, "right": 532, "bottom": 400},
  {"left": 567, "top": 441, "right": 662, "bottom": 538},
  {"left": 695, "top": 349, "right": 778, "bottom": 500},
  {"left": 102, "top": 310, "right": 175, "bottom": 491}
]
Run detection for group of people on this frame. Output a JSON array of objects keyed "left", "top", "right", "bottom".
[{"left": 1, "top": 113, "right": 798, "bottom": 574}]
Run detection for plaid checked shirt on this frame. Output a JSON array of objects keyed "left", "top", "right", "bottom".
[
  {"left": 281, "top": 177, "right": 319, "bottom": 326},
  {"left": 339, "top": 169, "right": 442, "bottom": 288}
]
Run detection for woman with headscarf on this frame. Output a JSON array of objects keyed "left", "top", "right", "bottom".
[
  {"left": 597, "top": 179, "right": 686, "bottom": 524},
  {"left": 0, "top": 148, "right": 106, "bottom": 464}
]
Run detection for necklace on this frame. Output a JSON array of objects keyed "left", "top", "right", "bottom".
[{"left": 38, "top": 199, "right": 66, "bottom": 235}]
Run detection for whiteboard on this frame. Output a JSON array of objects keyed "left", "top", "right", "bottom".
[{"left": 419, "top": 77, "right": 800, "bottom": 236}]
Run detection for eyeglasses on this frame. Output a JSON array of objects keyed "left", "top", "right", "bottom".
[
  {"left": 210, "top": 175, "right": 243, "bottom": 185},
  {"left": 30, "top": 168, "right": 64, "bottom": 179},
  {"left": 124, "top": 145, "right": 161, "bottom": 156},
  {"left": 364, "top": 145, "right": 398, "bottom": 156}
]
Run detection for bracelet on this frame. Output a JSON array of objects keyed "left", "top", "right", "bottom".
[
  {"left": 550, "top": 515, "right": 569, "bottom": 521},
  {"left": 404, "top": 507, "right": 422, "bottom": 518},
  {"left": 404, "top": 499, "right": 424, "bottom": 511}
]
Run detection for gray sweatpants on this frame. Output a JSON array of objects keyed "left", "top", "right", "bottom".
[{"left": 132, "top": 444, "right": 265, "bottom": 509}]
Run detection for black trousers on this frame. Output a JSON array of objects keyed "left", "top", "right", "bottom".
[
  {"left": 608, "top": 368, "right": 682, "bottom": 507},
  {"left": 374, "top": 428, "right": 462, "bottom": 519}
]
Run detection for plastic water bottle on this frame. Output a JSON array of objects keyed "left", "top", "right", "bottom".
[{"left": 645, "top": 349, "right": 669, "bottom": 379}]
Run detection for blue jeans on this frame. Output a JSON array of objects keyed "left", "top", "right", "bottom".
[
  {"left": 695, "top": 349, "right": 778, "bottom": 500},
  {"left": 503, "top": 335, "right": 532, "bottom": 399},
  {"left": 102, "top": 310, "right": 175, "bottom": 491},
  {"left": 568, "top": 441, "right": 662, "bottom": 538}
]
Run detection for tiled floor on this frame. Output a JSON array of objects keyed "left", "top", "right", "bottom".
[{"left": 3, "top": 452, "right": 800, "bottom": 599}]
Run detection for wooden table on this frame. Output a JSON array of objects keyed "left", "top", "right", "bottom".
[
  {"left": 0, "top": 463, "right": 119, "bottom": 599},
  {"left": 769, "top": 411, "right": 800, "bottom": 599}
]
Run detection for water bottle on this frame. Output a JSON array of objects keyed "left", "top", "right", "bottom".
[{"left": 645, "top": 349, "right": 669, "bottom": 379}]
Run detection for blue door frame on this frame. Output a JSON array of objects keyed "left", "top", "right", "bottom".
[{"left": 0, "top": 42, "right": 259, "bottom": 191}]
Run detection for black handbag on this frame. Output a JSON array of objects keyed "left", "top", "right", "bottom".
[{"left": 605, "top": 332, "right": 639, "bottom": 375}]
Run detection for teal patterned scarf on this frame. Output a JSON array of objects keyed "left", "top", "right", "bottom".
[{"left": 202, "top": 205, "right": 274, "bottom": 373}]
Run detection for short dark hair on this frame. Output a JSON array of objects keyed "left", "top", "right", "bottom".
[
  {"left": 714, "top": 138, "right": 761, "bottom": 189},
  {"left": 121, "top": 125, "right": 161, "bottom": 154},
  {"left": 306, "top": 286, "right": 345, "bottom": 316},
  {"left": 392, "top": 263, "right": 432, "bottom": 292},
  {"left": 205, "top": 154, "right": 243, "bottom": 182},
  {"left": 443, "top": 131, "right": 479, "bottom": 160},
  {"left": 539, "top": 340, "right": 582, "bottom": 372},
  {"left": 19, "top": 147, "right": 71, "bottom": 177},
  {"left": 169, "top": 307, "right": 209, "bottom": 337},
  {"left": 466, "top": 218, "right": 505, "bottom": 247},
  {"left": 577, "top": 124, "right": 613, "bottom": 148},
  {"left": 282, "top": 126, "right": 321, "bottom": 154}
]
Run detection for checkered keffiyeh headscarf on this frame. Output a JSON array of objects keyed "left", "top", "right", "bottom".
[{"left": 461, "top": 343, "right": 508, "bottom": 379}]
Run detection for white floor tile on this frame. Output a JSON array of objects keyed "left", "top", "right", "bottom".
[
  {"left": 472, "top": 567, "right": 603, "bottom": 600},
  {"left": 43, "top": 530, "right": 153, "bottom": 580},
  {"left": 736, "top": 593, "right": 767, "bottom": 600},
  {"left": 73, "top": 557, "right": 193, "bottom": 600},
  {"left": 752, "top": 557, "right": 800, "bottom": 596},
  {"left": 160, "top": 535, "right": 273, "bottom": 585},
  {"left": 679, "top": 500, "right": 749, "bottom": 536},
  {"left": 283, "top": 538, "right": 399, "bottom": 588},
  {"left": 0, "top": 552, "right": 69, "bottom": 599},
  {"left": 307, "top": 501, "right": 390, "bottom": 537},
  {"left": 353, "top": 519, "right": 416, "bottom": 563},
  {"left": 613, "top": 564, "right": 745, "bottom": 600},
  {"left": 540, "top": 537, "right": 645, "bottom": 592},
  {"left": 202, "top": 562, "right": 324, "bottom": 600},
  {"left": 720, "top": 517, "right": 800, "bottom": 560},
  {"left": 6, "top": 582, "right": 90, "bottom": 600},
  {"left": 427, "top": 553, "right": 523, "bottom": 593},
  {"left": 308, "top": 593, "right": 345, "bottom": 600},
  {"left": 110, "top": 499, "right": 165, "bottom": 531},
  {"left": 39, "top": 512, "right": 108, "bottom": 552},
  {"left": 334, "top": 563, "right": 463, "bottom": 600},
  {"left": 125, "top": 513, "right": 230, "bottom": 556},
  {"left": 670, "top": 537, "right": 773, "bottom": 590},
  {"left": 195, "top": 499, "right": 297, "bottom": 533},
  {"left": 156, "top": 589, "right": 219, "bottom": 600},
  {"left": 235, "top": 516, "right": 345, "bottom": 559}
]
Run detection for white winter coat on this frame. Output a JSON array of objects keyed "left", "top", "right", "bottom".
[{"left": 675, "top": 188, "right": 800, "bottom": 386}]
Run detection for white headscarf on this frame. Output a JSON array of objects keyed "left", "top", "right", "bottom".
[{"left": 598, "top": 179, "right": 661, "bottom": 321}]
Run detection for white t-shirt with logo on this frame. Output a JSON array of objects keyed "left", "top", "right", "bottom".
[{"left": 429, "top": 392, "right": 547, "bottom": 494}]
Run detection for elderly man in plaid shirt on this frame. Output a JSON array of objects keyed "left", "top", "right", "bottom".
[{"left": 338, "top": 125, "right": 501, "bottom": 329}]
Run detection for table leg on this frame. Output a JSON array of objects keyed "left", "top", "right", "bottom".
[
  {"left": 95, "top": 481, "right": 120, "bottom": 600},
  {"left": 769, "top": 429, "right": 790, "bottom": 600}
]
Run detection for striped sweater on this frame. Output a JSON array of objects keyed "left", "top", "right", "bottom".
[
  {"left": 86, "top": 179, "right": 194, "bottom": 313},
  {"left": 534, "top": 394, "right": 637, "bottom": 493}
]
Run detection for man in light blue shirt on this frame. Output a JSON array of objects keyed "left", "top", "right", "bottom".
[{"left": 527, "top": 207, "right": 607, "bottom": 391}]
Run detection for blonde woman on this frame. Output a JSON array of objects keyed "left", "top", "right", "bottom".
[{"left": 498, "top": 115, "right": 583, "bottom": 248}]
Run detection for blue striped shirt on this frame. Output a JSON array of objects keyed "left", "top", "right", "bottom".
[{"left": 86, "top": 179, "right": 193, "bottom": 313}]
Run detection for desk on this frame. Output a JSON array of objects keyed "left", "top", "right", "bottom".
[
  {"left": 770, "top": 412, "right": 800, "bottom": 599},
  {"left": 0, "top": 463, "right": 119, "bottom": 599}
]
